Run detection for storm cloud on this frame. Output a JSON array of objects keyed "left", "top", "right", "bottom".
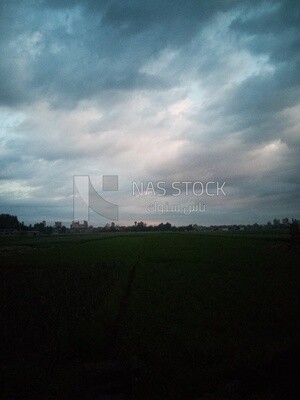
[{"left": 0, "top": 0, "right": 299, "bottom": 225}]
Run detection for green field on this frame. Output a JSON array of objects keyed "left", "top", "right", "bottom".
[{"left": 0, "top": 232, "right": 299, "bottom": 399}]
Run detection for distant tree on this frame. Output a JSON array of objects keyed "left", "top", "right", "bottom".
[
  {"left": 273, "top": 218, "right": 280, "bottom": 227},
  {"left": 33, "top": 222, "right": 53, "bottom": 234},
  {"left": 0, "top": 214, "right": 20, "bottom": 229},
  {"left": 165, "top": 222, "right": 172, "bottom": 231},
  {"left": 157, "top": 223, "right": 164, "bottom": 231},
  {"left": 157, "top": 222, "right": 172, "bottom": 231},
  {"left": 289, "top": 219, "right": 299, "bottom": 240},
  {"left": 34, "top": 222, "right": 44, "bottom": 232},
  {"left": 104, "top": 223, "right": 110, "bottom": 231},
  {"left": 44, "top": 226, "right": 53, "bottom": 234},
  {"left": 59, "top": 226, "right": 67, "bottom": 234},
  {"left": 136, "top": 221, "right": 146, "bottom": 231}
]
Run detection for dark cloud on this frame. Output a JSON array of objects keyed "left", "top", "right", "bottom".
[
  {"left": 0, "top": 0, "right": 257, "bottom": 106},
  {"left": 226, "top": 0, "right": 300, "bottom": 141},
  {"left": 0, "top": 0, "right": 299, "bottom": 224}
]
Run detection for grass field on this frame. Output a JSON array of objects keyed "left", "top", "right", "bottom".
[{"left": 0, "top": 232, "right": 299, "bottom": 399}]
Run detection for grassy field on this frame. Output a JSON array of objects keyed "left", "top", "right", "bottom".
[{"left": 0, "top": 232, "right": 299, "bottom": 399}]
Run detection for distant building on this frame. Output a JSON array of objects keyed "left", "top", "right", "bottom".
[
  {"left": 71, "top": 220, "right": 88, "bottom": 231},
  {"left": 55, "top": 221, "right": 62, "bottom": 229},
  {"left": 282, "top": 218, "right": 289, "bottom": 226},
  {"left": 42, "top": 220, "right": 46, "bottom": 227}
]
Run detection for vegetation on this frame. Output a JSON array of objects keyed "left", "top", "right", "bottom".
[
  {"left": 0, "top": 214, "right": 21, "bottom": 230},
  {"left": 0, "top": 232, "right": 299, "bottom": 399}
]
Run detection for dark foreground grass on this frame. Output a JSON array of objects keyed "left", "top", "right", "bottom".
[
  {"left": 0, "top": 233, "right": 299, "bottom": 399},
  {"left": 0, "top": 262, "right": 132, "bottom": 398}
]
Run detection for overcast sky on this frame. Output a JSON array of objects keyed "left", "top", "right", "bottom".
[{"left": 0, "top": 0, "right": 299, "bottom": 226}]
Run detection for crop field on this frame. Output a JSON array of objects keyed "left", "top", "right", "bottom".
[{"left": 0, "top": 232, "right": 299, "bottom": 399}]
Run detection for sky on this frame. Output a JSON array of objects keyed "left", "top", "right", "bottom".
[{"left": 0, "top": 0, "right": 299, "bottom": 227}]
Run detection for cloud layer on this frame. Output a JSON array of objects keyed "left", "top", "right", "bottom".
[{"left": 1, "top": 0, "right": 299, "bottom": 225}]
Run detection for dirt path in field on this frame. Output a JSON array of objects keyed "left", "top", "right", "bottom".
[
  {"left": 110, "top": 256, "right": 139, "bottom": 353},
  {"left": 69, "top": 255, "right": 140, "bottom": 400}
]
